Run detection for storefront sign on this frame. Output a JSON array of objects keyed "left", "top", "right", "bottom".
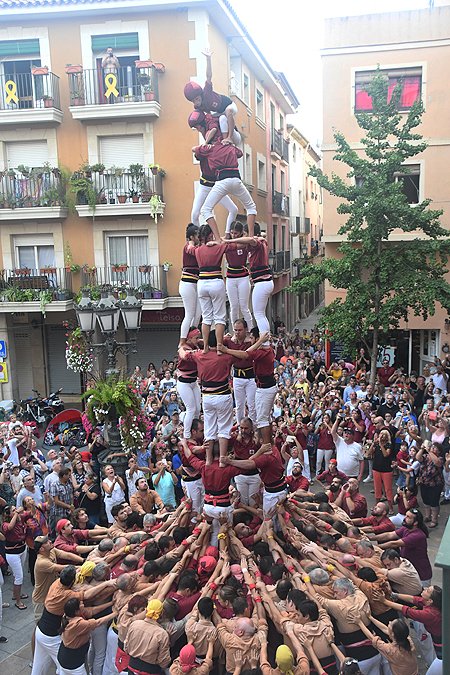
[
  {"left": 0, "top": 363, "right": 8, "bottom": 382},
  {"left": 141, "top": 308, "right": 184, "bottom": 324},
  {"left": 0, "top": 340, "right": 6, "bottom": 358}
]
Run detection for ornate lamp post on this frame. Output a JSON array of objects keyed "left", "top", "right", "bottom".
[{"left": 75, "top": 286, "right": 143, "bottom": 471}]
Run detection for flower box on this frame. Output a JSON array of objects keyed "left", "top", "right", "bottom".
[
  {"left": 32, "top": 66, "right": 49, "bottom": 76},
  {"left": 65, "top": 65, "right": 83, "bottom": 74}
]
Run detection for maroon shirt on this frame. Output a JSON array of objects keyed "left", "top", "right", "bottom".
[
  {"left": 226, "top": 246, "right": 249, "bottom": 278},
  {"left": 195, "top": 143, "right": 242, "bottom": 175},
  {"left": 247, "top": 239, "right": 269, "bottom": 271},
  {"left": 188, "top": 456, "right": 239, "bottom": 494},
  {"left": 395, "top": 526, "right": 432, "bottom": 581},
  {"left": 341, "top": 492, "right": 368, "bottom": 519},
  {"left": 183, "top": 243, "right": 199, "bottom": 270},
  {"left": 359, "top": 515, "right": 395, "bottom": 534},
  {"left": 317, "top": 428, "right": 335, "bottom": 451},
  {"left": 402, "top": 598, "right": 441, "bottom": 640},
  {"left": 223, "top": 336, "right": 254, "bottom": 373},
  {"left": 251, "top": 347, "right": 275, "bottom": 385},
  {"left": 377, "top": 366, "right": 396, "bottom": 387},
  {"left": 194, "top": 242, "right": 228, "bottom": 270},
  {"left": 286, "top": 474, "right": 309, "bottom": 493},
  {"left": 168, "top": 590, "right": 202, "bottom": 620},
  {"left": 177, "top": 349, "right": 198, "bottom": 381},
  {"left": 183, "top": 350, "right": 233, "bottom": 388},
  {"left": 316, "top": 468, "right": 349, "bottom": 485},
  {"left": 253, "top": 447, "right": 285, "bottom": 488},
  {"left": 199, "top": 81, "right": 232, "bottom": 114}
]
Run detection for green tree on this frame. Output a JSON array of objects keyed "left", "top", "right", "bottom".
[{"left": 291, "top": 70, "right": 450, "bottom": 383}]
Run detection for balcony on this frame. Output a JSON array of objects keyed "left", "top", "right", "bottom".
[
  {"left": 270, "top": 251, "right": 291, "bottom": 275},
  {"left": 0, "top": 168, "right": 68, "bottom": 221},
  {"left": 0, "top": 267, "right": 74, "bottom": 312},
  {"left": 272, "top": 190, "right": 290, "bottom": 216},
  {"left": 0, "top": 70, "right": 62, "bottom": 125},
  {"left": 68, "top": 66, "right": 160, "bottom": 121},
  {"left": 74, "top": 168, "right": 165, "bottom": 219},
  {"left": 80, "top": 264, "right": 167, "bottom": 300},
  {"left": 270, "top": 129, "right": 289, "bottom": 163}
]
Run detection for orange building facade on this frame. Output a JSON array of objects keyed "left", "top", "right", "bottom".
[
  {"left": 322, "top": 6, "right": 450, "bottom": 373},
  {"left": 0, "top": 0, "right": 297, "bottom": 400}
]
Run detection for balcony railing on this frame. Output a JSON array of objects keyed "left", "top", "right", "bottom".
[
  {"left": 74, "top": 168, "right": 164, "bottom": 206},
  {"left": 271, "top": 129, "right": 289, "bottom": 162},
  {"left": 0, "top": 71, "right": 61, "bottom": 112},
  {"left": 80, "top": 265, "right": 166, "bottom": 298},
  {"left": 68, "top": 66, "right": 159, "bottom": 107},
  {"left": 271, "top": 251, "right": 291, "bottom": 274},
  {"left": 0, "top": 168, "right": 66, "bottom": 209},
  {"left": 272, "top": 190, "right": 290, "bottom": 216},
  {"left": 0, "top": 267, "right": 73, "bottom": 301}
]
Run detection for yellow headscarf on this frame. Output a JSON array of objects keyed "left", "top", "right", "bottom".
[
  {"left": 276, "top": 645, "right": 295, "bottom": 675},
  {"left": 76, "top": 561, "right": 95, "bottom": 584},
  {"left": 146, "top": 598, "right": 163, "bottom": 620}
]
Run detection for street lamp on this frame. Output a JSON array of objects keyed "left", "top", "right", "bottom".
[
  {"left": 301, "top": 244, "right": 308, "bottom": 259},
  {"left": 75, "top": 288, "right": 96, "bottom": 333}
]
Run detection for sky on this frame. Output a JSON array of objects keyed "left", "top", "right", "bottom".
[{"left": 228, "top": 0, "right": 448, "bottom": 147}]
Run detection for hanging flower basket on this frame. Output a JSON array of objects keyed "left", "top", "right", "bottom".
[{"left": 65, "top": 327, "right": 93, "bottom": 373}]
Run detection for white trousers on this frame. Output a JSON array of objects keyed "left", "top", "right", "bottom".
[
  {"left": 179, "top": 280, "right": 202, "bottom": 339},
  {"left": 31, "top": 626, "right": 61, "bottom": 675},
  {"left": 102, "top": 626, "right": 119, "bottom": 675},
  {"left": 235, "top": 474, "right": 261, "bottom": 506},
  {"left": 6, "top": 548, "right": 27, "bottom": 585},
  {"left": 233, "top": 376, "right": 257, "bottom": 424},
  {"left": 252, "top": 280, "right": 274, "bottom": 342},
  {"left": 413, "top": 622, "right": 436, "bottom": 666},
  {"left": 181, "top": 478, "right": 205, "bottom": 515},
  {"left": 262, "top": 488, "right": 287, "bottom": 517},
  {"left": 177, "top": 380, "right": 201, "bottom": 438},
  {"left": 88, "top": 621, "right": 108, "bottom": 675},
  {"left": 203, "top": 503, "right": 233, "bottom": 546},
  {"left": 104, "top": 496, "right": 124, "bottom": 525},
  {"left": 316, "top": 448, "right": 334, "bottom": 475},
  {"left": 201, "top": 177, "right": 257, "bottom": 222},
  {"left": 358, "top": 653, "right": 382, "bottom": 675},
  {"left": 59, "top": 665, "right": 87, "bottom": 675},
  {"left": 203, "top": 393, "right": 233, "bottom": 440},
  {"left": 226, "top": 276, "right": 253, "bottom": 329},
  {"left": 255, "top": 385, "right": 277, "bottom": 428},
  {"left": 426, "top": 658, "right": 443, "bottom": 674},
  {"left": 197, "top": 278, "right": 227, "bottom": 326},
  {"left": 191, "top": 182, "right": 238, "bottom": 231}
]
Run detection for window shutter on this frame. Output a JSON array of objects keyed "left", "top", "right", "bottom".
[
  {"left": 99, "top": 135, "right": 144, "bottom": 168},
  {"left": 91, "top": 33, "right": 139, "bottom": 52},
  {"left": 0, "top": 39, "right": 40, "bottom": 57},
  {"left": 6, "top": 140, "right": 49, "bottom": 169}
]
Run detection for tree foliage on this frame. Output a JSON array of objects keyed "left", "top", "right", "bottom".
[{"left": 290, "top": 69, "right": 450, "bottom": 382}]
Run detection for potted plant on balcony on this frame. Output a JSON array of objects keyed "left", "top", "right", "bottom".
[
  {"left": 43, "top": 94, "right": 54, "bottom": 108},
  {"left": 140, "top": 283, "right": 153, "bottom": 299},
  {"left": 80, "top": 162, "right": 92, "bottom": 178},
  {"left": 65, "top": 64, "right": 83, "bottom": 74},
  {"left": 149, "top": 163, "right": 160, "bottom": 176},
  {"left": 7, "top": 169, "right": 16, "bottom": 178},
  {"left": 91, "top": 163, "right": 105, "bottom": 174},
  {"left": 143, "top": 87, "right": 155, "bottom": 102},
  {"left": 129, "top": 189, "right": 139, "bottom": 204},
  {"left": 71, "top": 90, "right": 85, "bottom": 106},
  {"left": 17, "top": 165, "right": 31, "bottom": 178},
  {"left": 135, "top": 59, "right": 153, "bottom": 68},
  {"left": 14, "top": 267, "right": 31, "bottom": 276},
  {"left": 40, "top": 266, "right": 57, "bottom": 275},
  {"left": 55, "top": 288, "right": 73, "bottom": 301},
  {"left": 152, "top": 288, "right": 163, "bottom": 299},
  {"left": 70, "top": 173, "right": 98, "bottom": 210},
  {"left": 31, "top": 65, "right": 49, "bottom": 76},
  {"left": 112, "top": 263, "right": 129, "bottom": 273},
  {"left": 138, "top": 264, "right": 151, "bottom": 274}
]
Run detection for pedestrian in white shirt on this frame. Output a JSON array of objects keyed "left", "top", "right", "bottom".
[{"left": 331, "top": 417, "right": 364, "bottom": 480}]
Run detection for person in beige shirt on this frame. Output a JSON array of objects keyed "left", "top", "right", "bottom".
[
  {"left": 185, "top": 598, "right": 220, "bottom": 657},
  {"left": 283, "top": 603, "right": 334, "bottom": 661},
  {"left": 124, "top": 598, "right": 171, "bottom": 672},
  {"left": 311, "top": 577, "right": 371, "bottom": 634},
  {"left": 357, "top": 617, "right": 418, "bottom": 675},
  {"left": 170, "top": 639, "right": 214, "bottom": 675},
  {"left": 217, "top": 617, "right": 264, "bottom": 673},
  {"left": 130, "top": 478, "right": 165, "bottom": 515},
  {"left": 380, "top": 549, "right": 422, "bottom": 596}
]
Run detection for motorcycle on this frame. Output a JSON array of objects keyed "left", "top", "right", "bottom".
[{"left": 18, "top": 387, "right": 65, "bottom": 426}]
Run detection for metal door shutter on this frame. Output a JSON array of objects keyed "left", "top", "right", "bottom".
[
  {"left": 46, "top": 326, "right": 81, "bottom": 395},
  {"left": 127, "top": 326, "right": 179, "bottom": 373},
  {"left": 99, "top": 135, "right": 144, "bottom": 168},
  {"left": 13, "top": 329, "right": 34, "bottom": 399},
  {"left": 6, "top": 140, "right": 49, "bottom": 169}
]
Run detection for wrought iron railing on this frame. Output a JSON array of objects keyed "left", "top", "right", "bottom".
[
  {"left": 76, "top": 168, "right": 164, "bottom": 206},
  {"left": 0, "top": 71, "right": 61, "bottom": 111},
  {"left": 67, "top": 66, "right": 159, "bottom": 106},
  {"left": 0, "top": 267, "right": 73, "bottom": 300},
  {"left": 0, "top": 169, "right": 66, "bottom": 209},
  {"left": 271, "top": 130, "right": 289, "bottom": 162},
  {"left": 272, "top": 190, "right": 290, "bottom": 216},
  {"left": 80, "top": 265, "right": 166, "bottom": 298}
]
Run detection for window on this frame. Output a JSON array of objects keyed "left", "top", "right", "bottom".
[
  {"left": 355, "top": 67, "right": 422, "bottom": 112},
  {"left": 99, "top": 134, "right": 144, "bottom": 167},
  {"left": 394, "top": 164, "right": 420, "bottom": 204},
  {"left": 280, "top": 170, "right": 286, "bottom": 196},
  {"left": 292, "top": 143, "right": 296, "bottom": 162},
  {"left": 243, "top": 72, "right": 250, "bottom": 106},
  {"left": 229, "top": 55, "right": 242, "bottom": 98},
  {"left": 257, "top": 156, "right": 267, "bottom": 192},
  {"left": 107, "top": 233, "right": 149, "bottom": 267},
  {"left": 279, "top": 114, "right": 284, "bottom": 131},
  {"left": 256, "top": 87, "right": 264, "bottom": 121},
  {"left": 14, "top": 235, "right": 55, "bottom": 271},
  {"left": 272, "top": 222, "right": 278, "bottom": 252},
  {"left": 244, "top": 145, "right": 252, "bottom": 186},
  {"left": 271, "top": 164, "right": 277, "bottom": 192},
  {"left": 6, "top": 140, "right": 48, "bottom": 168}
]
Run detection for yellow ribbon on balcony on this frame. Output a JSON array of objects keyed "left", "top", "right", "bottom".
[
  {"left": 104, "top": 73, "right": 119, "bottom": 98},
  {"left": 5, "top": 80, "right": 19, "bottom": 104}
]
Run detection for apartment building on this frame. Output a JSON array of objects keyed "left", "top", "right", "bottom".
[
  {"left": 0, "top": 0, "right": 297, "bottom": 400},
  {"left": 322, "top": 6, "right": 450, "bottom": 373},
  {"left": 287, "top": 125, "right": 323, "bottom": 327}
]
